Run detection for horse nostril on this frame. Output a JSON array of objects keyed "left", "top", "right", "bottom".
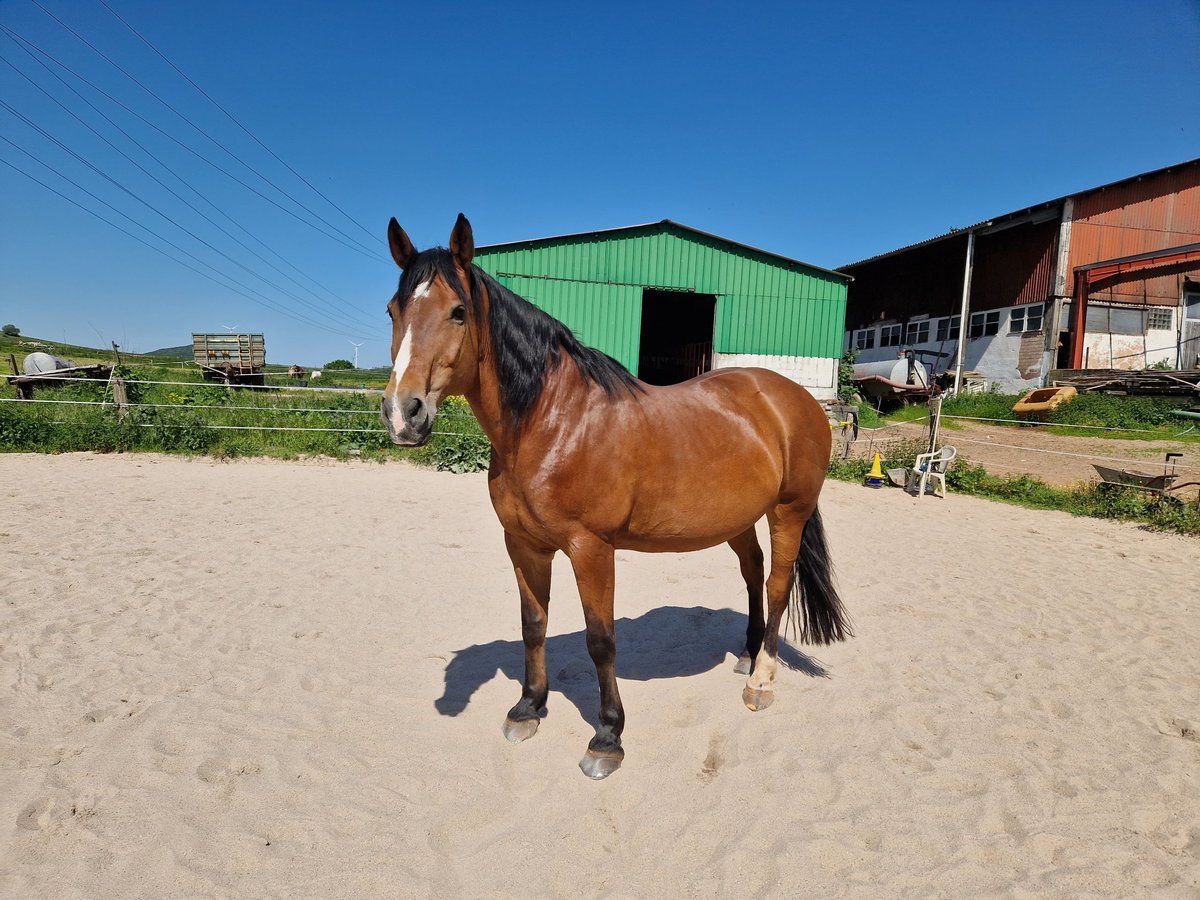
[{"left": 402, "top": 396, "right": 424, "bottom": 421}]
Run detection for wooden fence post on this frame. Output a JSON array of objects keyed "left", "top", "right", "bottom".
[
  {"left": 927, "top": 395, "right": 943, "bottom": 455},
  {"left": 112, "top": 376, "right": 129, "bottom": 421}
]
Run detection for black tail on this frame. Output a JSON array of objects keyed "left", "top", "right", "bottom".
[{"left": 787, "top": 507, "right": 852, "bottom": 645}]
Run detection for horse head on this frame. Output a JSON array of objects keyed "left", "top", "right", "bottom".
[{"left": 381, "top": 214, "right": 480, "bottom": 445}]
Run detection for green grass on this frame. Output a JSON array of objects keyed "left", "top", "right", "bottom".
[
  {"left": 827, "top": 450, "right": 1200, "bottom": 536},
  {"left": 938, "top": 391, "right": 1198, "bottom": 441},
  {"left": 855, "top": 389, "right": 1199, "bottom": 443},
  {"left": 2, "top": 349, "right": 490, "bottom": 470}
]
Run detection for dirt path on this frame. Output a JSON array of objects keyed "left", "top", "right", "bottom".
[{"left": 852, "top": 418, "right": 1200, "bottom": 493}]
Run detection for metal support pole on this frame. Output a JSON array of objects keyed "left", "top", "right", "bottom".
[
  {"left": 1069, "top": 272, "right": 1089, "bottom": 369},
  {"left": 952, "top": 231, "right": 976, "bottom": 394}
]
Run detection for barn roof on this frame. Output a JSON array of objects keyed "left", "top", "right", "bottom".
[
  {"left": 839, "top": 157, "right": 1200, "bottom": 270},
  {"left": 478, "top": 219, "right": 852, "bottom": 282}
]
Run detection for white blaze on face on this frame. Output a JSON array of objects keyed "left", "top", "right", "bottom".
[
  {"left": 392, "top": 326, "right": 413, "bottom": 387},
  {"left": 389, "top": 279, "right": 432, "bottom": 424}
]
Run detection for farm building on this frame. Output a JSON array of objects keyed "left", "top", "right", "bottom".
[
  {"left": 473, "top": 220, "right": 850, "bottom": 400},
  {"left": 840, "top": 159, "right": 1200, "bottom": 393}
]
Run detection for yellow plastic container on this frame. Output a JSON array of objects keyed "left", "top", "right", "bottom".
[{"left": 1013, "top": 385, "right": 1077, "bottom": 416}]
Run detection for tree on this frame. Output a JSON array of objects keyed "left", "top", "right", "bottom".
[
  {"left": 324, "top": 358, "right": 354, "bottom": 370},
  {"left": 1, "top": 324, "right": 18, "bottom": 337}
]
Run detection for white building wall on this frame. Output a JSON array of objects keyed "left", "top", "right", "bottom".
[
  {"left": 712, "top": 352, "right": 838, "bottom": 400},
  {"left": 846, "top": 303, "right": 1179, "bottom": 394}
]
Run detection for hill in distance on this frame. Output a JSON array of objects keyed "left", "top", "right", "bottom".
[{"left": 144, "top": 344, "right": 193, "bottom": 358}]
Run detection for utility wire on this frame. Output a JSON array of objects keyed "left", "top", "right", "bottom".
[
  {"left": 98, "top": 0, "right": 379, "bottom": 246},
  {"left": 0, "top": 54, "right": 377, "bottom": 335},
  {"left": 0, "top": 150, "right": 368, "bottom": 338},
  {"left": 2, "top": 27, "right": 377, "bottom": 326},
  {"left": 11, "top": 12, "right": 386, "bottom": 262},
  {"left": 1, "top": 99, "right": 376, "bottom": 338}
]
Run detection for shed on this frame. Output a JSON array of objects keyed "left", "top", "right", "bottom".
[
  {"left": 840, "top": 158, "right": 1200, "bottom": 392},
  {"left": 474, "top": 220, "right": 850, "bottom": 399}
]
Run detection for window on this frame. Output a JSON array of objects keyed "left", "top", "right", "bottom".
[
  {"left": 1009, "top": 306, "right": 1044, "bottom": 333},
  {"left": 905, "top": 320, "right": 930, "bottom": 344},
  {"left": 935, "top": 315, "right": 961, "bottom": 342},
  {"left": 1187, "top": 291, "right": 1200, "bottom": 321},
  {"left": 880, "top": 324, "right": 902, "bottom": 347},
  {"left": 969, "top": 311, "right": 1000, "bottom": 338},
  {"left": 854, "top": 328, "right": 875, "bottom": 350},
  {"left": 1146, "top": 308, "right": 1173, "bottom": 330}
]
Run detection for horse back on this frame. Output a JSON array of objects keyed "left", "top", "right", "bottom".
[{"left": 491, "top": 366, "right": 831, "bottom": 552}]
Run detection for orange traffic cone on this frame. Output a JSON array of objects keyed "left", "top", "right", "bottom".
[{"left": 863, "top": 452, "right": 885, "bottom": 487}]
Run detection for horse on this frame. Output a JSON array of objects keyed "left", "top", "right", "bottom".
[{"left": 381, "top": 214, "right": 851, "bottom": 779}]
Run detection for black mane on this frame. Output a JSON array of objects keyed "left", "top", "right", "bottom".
[{"left": 397, "top": 249, "right": 642, "bottom": 424}]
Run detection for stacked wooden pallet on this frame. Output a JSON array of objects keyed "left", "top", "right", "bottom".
[{"left": 1049, "top": 368, "right": 1200, "bottom": 396}]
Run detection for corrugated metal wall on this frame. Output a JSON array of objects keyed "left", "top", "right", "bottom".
[
  {"left": 1068, "top": 161, "right": 1200, "bottom": 304},
  {"left": 973, "top": 219, "right": 1058, "bottom": 308},
  {"left": 475, "top": 223, "right": 847, "bottom": 372}
]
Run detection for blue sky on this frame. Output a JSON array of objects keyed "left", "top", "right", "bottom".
[{"left": 1, "top": 0, "right": 1197, "bottom": 367}]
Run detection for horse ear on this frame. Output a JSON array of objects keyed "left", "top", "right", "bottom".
[
  {"left": 387, "top": 218, "right": 417, "bottom": 269},
  {"left": 449, "top": 213, "right": 474, "bottom": 269}
]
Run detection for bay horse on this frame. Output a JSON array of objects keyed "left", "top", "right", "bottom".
[{"left": 382, "top": 214, "right": 851, "bottom": 779}]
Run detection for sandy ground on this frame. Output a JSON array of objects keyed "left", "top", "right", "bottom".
[{"left": 1, "top": 453, "right": 1197, "bottom": 899}]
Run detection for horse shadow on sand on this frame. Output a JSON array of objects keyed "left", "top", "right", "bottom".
[{"left": 435, "top": 605, "right": 831, "bottom": 728}]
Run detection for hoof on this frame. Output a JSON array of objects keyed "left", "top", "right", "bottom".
[
  {"left": 733, "top": 654, "right": 752, "bottom": 675},
  {"left": 742, "top": 686, "right": 775, "bottom": 711},
  {"left": 502, "top": 717, "right": 540, "bottom": 743},
  {"left": 579, "top": 749, "right": 623, "bottom": 780}
]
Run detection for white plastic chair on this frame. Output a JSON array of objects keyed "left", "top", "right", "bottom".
[{"left": 911, "top": 446, "right": 957, "bottom": 498}]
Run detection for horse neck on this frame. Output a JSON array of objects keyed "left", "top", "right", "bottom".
[
  {"left": 461, "top": 309, "right": 582, "bottom": 462},
  {"left": 460, "top": 289, "right": 521, "bottom": 457},
  {"left": 463, "top": 346, "right": 514, "bottom": 454}
]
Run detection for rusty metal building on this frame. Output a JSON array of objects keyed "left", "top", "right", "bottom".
[{"left": 840, "top": 159, "right": 1200, "bottom": 391}]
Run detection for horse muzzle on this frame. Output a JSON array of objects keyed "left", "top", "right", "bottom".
[{"left": 382, "top": 394, "right": 434, "bottom": 446}]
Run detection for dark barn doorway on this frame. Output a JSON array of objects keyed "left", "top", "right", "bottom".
[{"left": 637, "top": 290, "right": 716, "bottom": 385}]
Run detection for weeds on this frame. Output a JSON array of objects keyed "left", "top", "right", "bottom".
[{"left": 826, "top": 450, "right": 1200, "bottom": 536}]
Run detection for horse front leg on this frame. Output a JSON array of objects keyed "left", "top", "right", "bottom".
[
  {"left": 567, "top": 536, "right": 624, "bottom": 779},
  {"left": 502, "top": 532, "right": 554, "bottom": 743}
]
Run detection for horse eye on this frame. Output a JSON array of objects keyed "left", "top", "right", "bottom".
[{"left": 450, "top": 305, "right": 466, "bottom": 323}]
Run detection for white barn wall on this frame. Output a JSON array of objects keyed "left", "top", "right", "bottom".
[{"left": 712, "top": 352, "right": 838, "bottom": 400}]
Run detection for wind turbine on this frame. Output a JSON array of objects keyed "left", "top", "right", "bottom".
[
  {"left": 221, "top": 323, "right": 239, "bottom": 334},
  {"left": 348, "top": 340, "right": 365, "bottom": 369}
]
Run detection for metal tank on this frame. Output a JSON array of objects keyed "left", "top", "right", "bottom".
[
  {"left": 851, "top": 355, "right": 929, "bottom": 392},
  {"left": 22, "top": 352, "right": 75, "bottom": 375}
]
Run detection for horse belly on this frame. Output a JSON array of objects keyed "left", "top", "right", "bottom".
[{"left": 619, "top": 442, "right": 781, "bottom": 552}]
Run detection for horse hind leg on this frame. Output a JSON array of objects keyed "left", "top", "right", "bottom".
[
  {"left": 743, "top": 504, "right": 851, "bottom": 711},
  {"left": 743, "top": 508, "right": 804, "bottom": 710},
  {"left": 727, "top": 526, "right": 765, "bottom": 675}
]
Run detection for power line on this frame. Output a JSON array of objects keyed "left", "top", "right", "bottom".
[
  {"left": 98, "top": 0, "right": 380, "bottom": 246},
  {"left": 1, "top": 27, "right": 378, "bottom": 328},
  {"left": 0, "top": 150, "right": 369, "bottom": 339},
  {"left": 1, "top": 99, "right": 380, "bottom": 339},
  {"left": 1, "top": 23, "right": 381, "bottom": 263},
  {"left": 11, "top": 10, "right": 386, "bottom": 264},
  {"left": 0, "top": 53, "right": 377, "bottom": 335}
]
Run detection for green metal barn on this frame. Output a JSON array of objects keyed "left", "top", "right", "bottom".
[{"left": 474, "top": 220, "right": 850, "bottom": 399}]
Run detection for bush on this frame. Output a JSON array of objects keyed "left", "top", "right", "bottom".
[
  {"left": 837, "top": 349, "right": 857, "bottom": 403},
  {"left": 324, "top": 359, "right": 354, "bottom": 370},
  {"left": 1, "top": 324, "right": 18, "bottom": 337}
]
